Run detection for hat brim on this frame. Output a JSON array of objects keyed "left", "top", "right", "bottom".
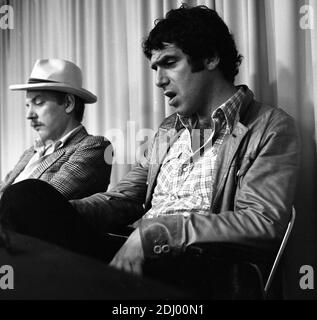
[{"left": 9, "top": 83, "right": 97, "bottom": 104}]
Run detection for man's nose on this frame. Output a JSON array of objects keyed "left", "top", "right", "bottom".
[
  {"left": 155, "top": 68, "right": 169, "bottom": 88},
  {"left": 26, "top": 106, "right": 37, "bottom": 119}
]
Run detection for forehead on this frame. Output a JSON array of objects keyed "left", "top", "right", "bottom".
[
  {"left": 26, "top": 90, "right": 58, "bottom": 101},
  {"left": 150, "top": 43, "right": 186, "bottom": 64}
]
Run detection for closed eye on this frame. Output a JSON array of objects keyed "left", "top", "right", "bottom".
[
  {"left": 161, "top": 58, "right": 177, "bottom": 68},
  {"left": 33, "top": 97, "right": 45, "bottom": 106},
  {"left": 165, "top": 60, "right": 176, "bottom": 68},
  {"left": 151, "top": 56, "right": 178, "bottom": 71}
]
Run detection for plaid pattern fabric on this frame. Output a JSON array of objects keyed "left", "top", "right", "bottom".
[
  {"left": 14, "top": 125, "right": 83, "bottom": 183},
  {"left": 144, "top": 88, "right": 245, "bottom": 218},
  {"left": 0, "top": 127, "right": 112, "bottom": 200}
]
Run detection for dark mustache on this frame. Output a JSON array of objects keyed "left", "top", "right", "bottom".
[{"left": 31, "top": 122, "right": 43, "bottom": 126}]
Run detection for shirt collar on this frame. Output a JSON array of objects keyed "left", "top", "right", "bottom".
[
  {"left": 176, "top": 114, "right": 198, "bottom": 132},
  {"left": 212, "top": 87, "right": 245, "bottom": 134},
  {"left": 34, "top": 124, "right": 83, "bottom": 155},
  {"left": 175, "top": 87, "right": 245, "bottom": 133},
  {"left": 57, "top": 124, "right": 83, "bottom": 149}
]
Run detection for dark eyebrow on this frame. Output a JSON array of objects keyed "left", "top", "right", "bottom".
[{"left": 151, "top": 54, "right": 178, "bottom": 70}]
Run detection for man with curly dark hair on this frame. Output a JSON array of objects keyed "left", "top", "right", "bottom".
[
  {"left": 108, "top": 5, "right": 300, "bottom": 281},
  {"left": 143, "top": 5, "right": 242, "bottom": 83}
]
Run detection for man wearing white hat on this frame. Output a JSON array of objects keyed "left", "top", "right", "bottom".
[{"left": 0, "top": 58, "right": 112, "bottom": 200}]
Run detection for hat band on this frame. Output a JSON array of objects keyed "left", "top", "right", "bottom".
[{"left": 28, "top": 78, "right": 60, "bottom": 84}]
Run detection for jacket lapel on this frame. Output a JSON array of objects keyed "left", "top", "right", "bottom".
[
  {"left": 29, "top": 126, "right": 88, "bottom": 179},
  {"left": 29, "top": 148, "right": 66, "bottom": 178},
  {"left": 63, "top": 126, "right": 88, "bottom": 146},
  {"left": 211, "top": 122, "right": 248, "bottom": 207},
  {"left": 4, "top": 148, "right": 35, "bottom": 186},
  {"left": 145, "top": 119, "right": 183, "bottom": 207},
  {"left": 211, "top": 88, "right": 254, "bottom": 207}
]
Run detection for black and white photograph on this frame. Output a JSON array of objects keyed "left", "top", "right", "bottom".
[{"left": 0, "top": 0, "right": 316, "bottom": 304}]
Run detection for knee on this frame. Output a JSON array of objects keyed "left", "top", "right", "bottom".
[
  {"left": 1, "top": 179, "right": 52, "bottom": 216},
  {"left": 4, "top": 179, "right": 52, "bottom": 197},
  {"left": 0, "top": 180, "right": 49, "bottom": 231}
]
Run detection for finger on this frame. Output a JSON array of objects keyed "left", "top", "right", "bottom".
[
  {"left": 121, "top": 259, "right": 133, "bottom": 274},
  {"left": 109, "top": 254, "right": 124, "bottom": 271},
  {"left": 109, "top": 255, "right": 117, "bottom": 267},
  {"left": 131, "top": 260, "right": 143, "bottom": 276}
]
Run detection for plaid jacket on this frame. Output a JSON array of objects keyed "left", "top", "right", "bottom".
[{"left": 0, "top": 127, "right": 112, "bottom": 200}]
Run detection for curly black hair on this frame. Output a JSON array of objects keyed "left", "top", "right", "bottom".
[{"left": 143, "top": 4, "right": 243, "bottom": 83}]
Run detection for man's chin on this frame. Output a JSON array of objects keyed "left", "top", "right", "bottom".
[
  {"left": 174, "top": 107, "right": 194, "bottom": 117},
  {"left": 33, "top": 130, "right": 46, "bottom": 142}
]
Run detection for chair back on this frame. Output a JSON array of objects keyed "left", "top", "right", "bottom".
[{"left": 264, "top": 207, "right": 296, "bottom": 297}]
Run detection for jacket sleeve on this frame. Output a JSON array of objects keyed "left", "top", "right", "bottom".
[
  {"left": 48, "top": 137, "right": 112, "bottom": 199},
  {"left": 69, "top": 137, "right": 154, "bottom": 233},
  {"left": 0, "top": 148, "right": 34, "bottom": 194},
  {"left": 139, "top": 113, "right": 301, "bottom": 259}
]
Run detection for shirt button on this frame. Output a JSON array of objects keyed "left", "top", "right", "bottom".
[
  {"left": 153, "top": 245, "right": 162, "bottom": 254},
  {"left": 162, "top": 245, "right": 170, "bottom": 253}
]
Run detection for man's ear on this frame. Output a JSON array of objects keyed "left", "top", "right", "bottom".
[
  {"left": 205, "top": 55, "right": 220, "bottom": 71},
  {"left": 64, "top": 94, "right": 76, "bottom": 114}
]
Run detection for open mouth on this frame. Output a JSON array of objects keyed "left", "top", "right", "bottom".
[{"left": 164, "top": 91, "right": 177, "bottom": 105}]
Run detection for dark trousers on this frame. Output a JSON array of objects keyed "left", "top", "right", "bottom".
[
  {"left": 0, "top": 180, "right": 271, "bottom": 299},
  {"left": 0, "top": 179, "right": 124, "bottom": 261}
]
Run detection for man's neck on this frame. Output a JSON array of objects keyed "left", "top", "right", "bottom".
[
  {"left": 42, "top": 121, "right": 81, "bottom": 146},
  {"left": 196, "top": 81, "right": 237, "bottom": 127}
]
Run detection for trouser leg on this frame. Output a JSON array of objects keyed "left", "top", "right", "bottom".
[{"left": 0, "top": 179, "right": 122, "bottom": 261}]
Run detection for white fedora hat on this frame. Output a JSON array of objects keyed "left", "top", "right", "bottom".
[{"left": 9, "top": 59, "right": 97, "bottom": 104}]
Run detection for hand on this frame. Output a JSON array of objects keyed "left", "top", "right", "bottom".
[{"left": 109, "top": 228, "right": 144, "bottom": 276}]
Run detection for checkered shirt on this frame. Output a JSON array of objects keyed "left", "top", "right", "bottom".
[{"left": 144, "top": 88, "right": 245, "bottom": 218}]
